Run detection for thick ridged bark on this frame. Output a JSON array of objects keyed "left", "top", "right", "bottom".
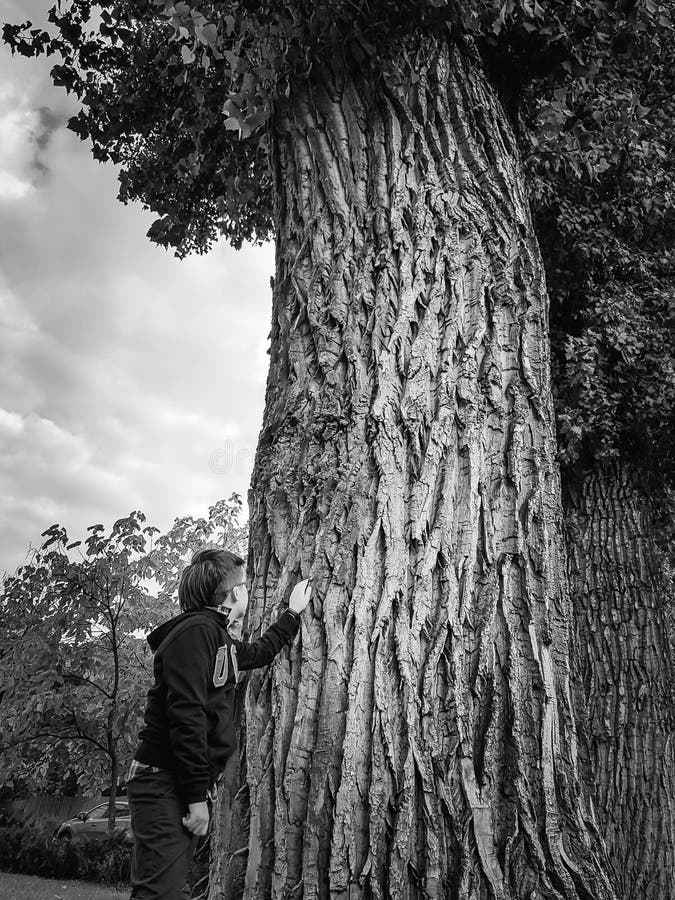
[
  {"left": 564, "top": 463, "right": 675, "bottom": 900},
  {"left": 210, "top": 34, "right": 617, "bottom": 900}
]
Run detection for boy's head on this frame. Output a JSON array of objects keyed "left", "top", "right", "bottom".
[{"left": 178, "top": 548, "right": 247, "bottom": 617}]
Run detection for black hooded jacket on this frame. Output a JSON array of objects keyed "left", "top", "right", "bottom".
[{"left": 134, "top": 605, "right": 300, "bottom": 804}]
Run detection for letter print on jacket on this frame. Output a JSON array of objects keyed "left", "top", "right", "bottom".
[
  {"left": 213, "top": 646, "right": 228, "bottom": 687},
  {"left": 213, "top": 644, "right": 240, "bottom": 687}
]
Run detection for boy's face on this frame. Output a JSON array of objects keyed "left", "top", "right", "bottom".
[{"left": 213, "top": 565, "right": 248, "bottom": 624}]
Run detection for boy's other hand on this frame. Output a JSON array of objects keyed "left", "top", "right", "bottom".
[
  {"left": 289, "top": 579, "right": 312, "bottom": 614},
  {"left": 182, "top": 801, "right": 209, "bottom": 836}
]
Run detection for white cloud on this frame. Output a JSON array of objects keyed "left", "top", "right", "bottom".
[
  {"left": 0, "top": 95, "right": 39, "bottom": 200},
  {"left": 0, "top": 273, "right": 38, "bottom": 332},
  {"left": 0, "top": 171, "right": 32, "bottom": 201},
  {"left": 0, "top": 408, "right": 24, "bottom": 435}
]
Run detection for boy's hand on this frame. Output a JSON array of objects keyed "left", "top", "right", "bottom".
[
  {"left": 289, "top": 579, "right": 312, "bottom": 615},
  {"left": 182, "top": 801, "right": 209, "bottom": 837}
]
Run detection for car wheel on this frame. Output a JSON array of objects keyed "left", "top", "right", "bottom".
[{"left": 59, "top": 828, "right": 73, "bottom": 840}]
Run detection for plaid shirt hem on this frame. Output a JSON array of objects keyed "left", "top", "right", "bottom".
[
  {"left": 126, "top": 759, "right": 217, "bottom": 802},
  {"left": 126, "top": 759, "right": 163, "bottom": 783}
]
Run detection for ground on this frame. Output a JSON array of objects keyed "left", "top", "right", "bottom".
[{"left": 0, "top": 870, "right": 128, "bottom": 899}]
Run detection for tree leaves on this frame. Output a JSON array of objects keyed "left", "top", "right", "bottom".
[
  {"left": 521, "top": 4, "right": 675, "bottom": 485},
  {"left": 5, "top": 0, "right": 667, "bottom": 257},
  {"left": 0, "top": 495, "right": 248, "bottom": 797}
]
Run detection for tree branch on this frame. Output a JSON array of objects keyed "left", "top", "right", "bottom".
[{"left": 63, "top": 670, "right": 113, "bottom": 700}]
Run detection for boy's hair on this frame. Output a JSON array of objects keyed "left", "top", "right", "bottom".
[{"left": 178, "top": 548, "right": 245, "bottom": 612}]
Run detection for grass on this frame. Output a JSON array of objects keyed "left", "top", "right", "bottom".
[{"left": 0, "top": 870, "right": 128, "bottom": 899}]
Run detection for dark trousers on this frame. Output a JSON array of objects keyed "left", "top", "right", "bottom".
[{"left": 127, "top": 769, "right": 199, "bottom": 900}]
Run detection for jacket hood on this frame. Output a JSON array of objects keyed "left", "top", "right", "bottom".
[{"left": 146, "top": 606, "right": 225, "bottom": 652}]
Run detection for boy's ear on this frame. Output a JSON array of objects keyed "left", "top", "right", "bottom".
[{"left": 211, "top": 581, "right": 233, "bottom": 608}]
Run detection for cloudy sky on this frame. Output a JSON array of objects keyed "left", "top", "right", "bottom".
[{"left": 0, "top": 1, "right": 273, "bottom": 575}]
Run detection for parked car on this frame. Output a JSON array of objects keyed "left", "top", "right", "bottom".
[{"left": 54, "top": 801, "right": 132, "bottom": 842}]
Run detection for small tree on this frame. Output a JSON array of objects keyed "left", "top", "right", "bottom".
[
  {"left": 0, "top": 511, "right": 168, "bottom": 831},
  {"left": 0, "top": 494, "right": 249, "bottom": 831}
]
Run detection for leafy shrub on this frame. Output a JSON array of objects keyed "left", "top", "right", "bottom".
[
  {"left": 0, "top": 813, "right": 31, "bottom": 872},
  {"left": 78, "top": 834, "right": 131, "bottom": 885},
  {"left": 0, "top": 813, "right": 130, "bottom": 885}
]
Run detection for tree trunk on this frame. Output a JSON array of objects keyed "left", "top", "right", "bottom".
[
  {"left": 563, "top": 462, "right": 675, "bottom": 900},
  {"left": 211, "top": 32, "right": 618, "bottom": 900},
  {"left": 108, "top": 750, "right": 119, "bottom": 834}
]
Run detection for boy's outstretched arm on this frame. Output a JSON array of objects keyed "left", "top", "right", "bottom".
[{"left": 234, "top": 579, "right": 312, "bottom": 670}]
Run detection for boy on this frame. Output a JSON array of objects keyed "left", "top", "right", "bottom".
[{"left": 126, "top": 547, "right": 311, "bottom": 900}]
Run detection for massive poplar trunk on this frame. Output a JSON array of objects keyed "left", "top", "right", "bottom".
[
  {"left": 210, "top": 33, "right": 618, "bottom": 900},
  {"left": 563, "top": 462, "right": 675, "bottom": 900}
]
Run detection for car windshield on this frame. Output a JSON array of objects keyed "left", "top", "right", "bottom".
[
  {"left": 89, "top": 806, "right": 109, "bottom": 818},
  {"left": 86, "top": 804, "right": 128, "bottom": 819}
]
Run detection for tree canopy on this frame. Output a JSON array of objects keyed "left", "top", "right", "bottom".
[
  {"left": 4, "top": 1, "right": 668, "bottom": 253},
  {"left": 4, "top": 0, "right": 673, "bottom": 484}
]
